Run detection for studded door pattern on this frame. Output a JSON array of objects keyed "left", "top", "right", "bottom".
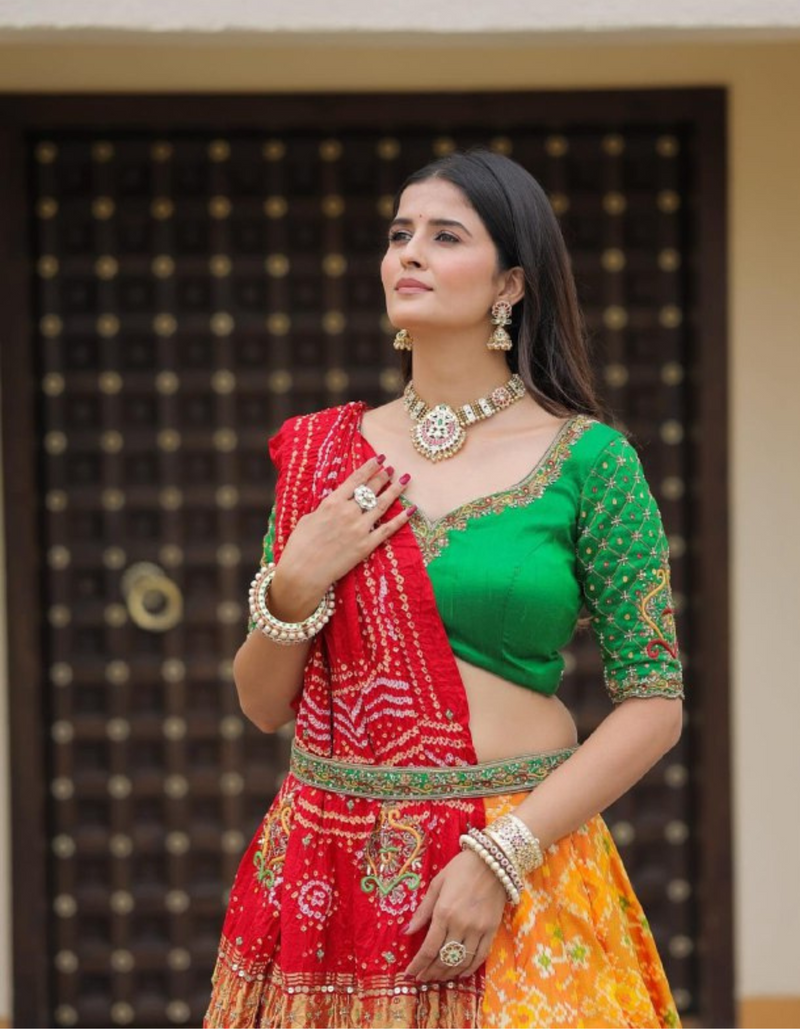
[{"left": 33, "top": 127, "right": 695, "bottom": 1027}]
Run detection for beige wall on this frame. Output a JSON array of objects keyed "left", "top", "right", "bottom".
[{"left": 1, "top": 35, "right": 799, "bottom": 1025}]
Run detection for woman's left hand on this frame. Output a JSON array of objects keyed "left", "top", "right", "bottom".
[{"left": 401, "top": 849, "right": 509, "bottom": 982}]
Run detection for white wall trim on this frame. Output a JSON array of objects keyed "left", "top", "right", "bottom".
[{"left": 0, "top": 0, "right": 799, "bottom": 42}]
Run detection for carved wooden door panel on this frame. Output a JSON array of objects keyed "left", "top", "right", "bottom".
[{"left": 2, "top": 90, "right": 728, "bottom": 1028}]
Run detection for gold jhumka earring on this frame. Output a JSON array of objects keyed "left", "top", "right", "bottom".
[
  {"left": 487, "top": 300, "right": 513, "bottom": 351},
  {"left": 393, "top": 328, "right": 414, "bottom": 351}
]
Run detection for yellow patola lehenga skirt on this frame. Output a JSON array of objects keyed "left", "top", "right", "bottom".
[{"left": 480, "top": 791, "right": 680, "bottom": 1028}]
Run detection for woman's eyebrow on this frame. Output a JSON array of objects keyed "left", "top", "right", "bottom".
[{"left": 389, "top": 217, "right": 473, "bottom": 237}]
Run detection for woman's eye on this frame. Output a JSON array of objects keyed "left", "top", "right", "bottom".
[{"left": 386, "top": 230, "right": 459, "bottom": 243}]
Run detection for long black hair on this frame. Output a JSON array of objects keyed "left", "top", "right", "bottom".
[{"left": 390, "top": 147, "right": 607, "bottom": 421}]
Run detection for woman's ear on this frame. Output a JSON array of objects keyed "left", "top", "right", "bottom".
[{"left": 498, "top": 266, "right": 526, "bottom": 307}]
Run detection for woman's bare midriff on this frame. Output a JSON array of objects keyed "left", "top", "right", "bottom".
[{"left": 455, "top": 656, "right": 578, "bottom": 763}]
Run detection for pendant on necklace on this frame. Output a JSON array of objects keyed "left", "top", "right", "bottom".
[{"left": 410, "top": 403, "right": 467, "bottom": 462}]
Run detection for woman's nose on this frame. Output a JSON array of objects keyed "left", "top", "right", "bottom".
[{"left": 401, "top": 239, "right": 425, "bottom": 266}]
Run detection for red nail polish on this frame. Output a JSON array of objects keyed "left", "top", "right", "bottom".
[
  {"left": 385, "top": 466, "right": 395, "bottom": 477},
  {"left": 399, "top": 473, "right": 411, "bottom": 484},
  {"left": 406, "top": 505, "right": 417, "bottom": 517},
  {"left": 376, "top": 454, "right": 386, "bottom": 464}
]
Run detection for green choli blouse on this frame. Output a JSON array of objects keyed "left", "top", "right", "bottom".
[{"left": 254, "top": 413, "right": 685, "bottom": 705}]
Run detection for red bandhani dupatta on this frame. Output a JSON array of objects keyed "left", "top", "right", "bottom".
[{"left": 205, "top": 402, "right": 488, "bottom": 1028}]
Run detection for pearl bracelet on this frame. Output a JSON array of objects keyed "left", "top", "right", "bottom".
[
  {"left": 459, "top": 833, "right": 521, "bottom": 905},
  {"left": 466, "top": 828, "right": 525, "bottom": 893},
  {"left": 483, "top": 813, "right": 544, "bottom": 877},
  {"left": 248, "top": 563, "right": 335, "bottom": 645}
]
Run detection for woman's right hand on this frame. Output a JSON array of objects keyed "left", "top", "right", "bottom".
[{"left": 268, "top": 456, "right": 414, "bottom": 616}]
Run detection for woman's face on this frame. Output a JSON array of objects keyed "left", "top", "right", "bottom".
[{"left": 381, "top": 177, "right": 518, "bottom": 333}]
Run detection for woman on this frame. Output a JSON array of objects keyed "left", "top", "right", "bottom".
[{"left": 204, "top": 147, "right": 684, "bottom": 1029}]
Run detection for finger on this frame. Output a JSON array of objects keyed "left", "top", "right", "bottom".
[
  {"left": 403, "top": 877, "right": 440, "bottom": 939},
  {"left": 403, "top": 917, "right": 448, "bottom": 981},
  {"left": 341, "top": 468, "right": 397, "bottom": 527},
  {"left": 457, "top": 932, "right": 489, "bottom": 979},
  {"left": 417, "top": 930, "right": 471, "bottom": 983},
  {"left": 369, "top": 473, "right": 412, "bottom": 520},
  {"left": 364, "top": 464, "right": 396, "bottom": 496},
  {"left": 334, "top": 454, "right": 387, "bottom": 498},
  {"left": 430, "top": 934, "right": 481, "bottom": 983},
  {"left": 367, "top": 504, "right": 417, "bottom": 544}
]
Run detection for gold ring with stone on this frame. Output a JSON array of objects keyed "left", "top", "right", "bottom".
[{"left": 438, "top": 940, "right": 468, "bottom": 967}]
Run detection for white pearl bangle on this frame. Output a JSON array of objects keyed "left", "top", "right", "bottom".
[
  {"left": 466, "top": 827, "right": 525, "bottom": 893},
  {"left": 248, "top": 563, "right": 335, "bottom": 645},
  {"left": 459, "top": 833, "right": 521, "bottom": 905}
]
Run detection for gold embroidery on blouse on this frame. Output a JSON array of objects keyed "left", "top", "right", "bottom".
[
  {"left": 605, "top": 668, "right": 684, "bottom": 705},
  {"left": 402, "top": 414, "right": 596, "bottom": 566},
  {"left": 640, "top": 557, "right": 679, "bottom": 660}
]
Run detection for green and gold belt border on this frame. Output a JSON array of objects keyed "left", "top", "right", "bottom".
[{"left": 289, "top": 739, "right": 578, "bottom": 800}]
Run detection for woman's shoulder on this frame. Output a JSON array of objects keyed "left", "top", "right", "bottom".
[
  {"left": 569, "top": 412, "right": 628, "bottom": 463},
  {"left": 567, "top": 414, "right": 661, "bottom": 499}
]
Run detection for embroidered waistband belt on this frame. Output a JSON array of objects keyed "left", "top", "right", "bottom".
[{"left": 289, "top": 738, "right": 578, "bottom": 801}]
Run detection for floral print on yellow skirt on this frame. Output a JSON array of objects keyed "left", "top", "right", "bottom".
[{"left": 481, "top": 792, "right": 681, "bottom": 1029}]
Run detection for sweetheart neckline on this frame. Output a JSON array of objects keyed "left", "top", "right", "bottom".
[{"left": 355, "top": 403, "right": 582, "bottom": 529}]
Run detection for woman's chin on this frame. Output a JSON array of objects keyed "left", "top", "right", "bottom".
[{"left": 387, "top": 312, "right": 444, "bottom": 332}]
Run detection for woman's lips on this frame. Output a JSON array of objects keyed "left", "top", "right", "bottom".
[{"left": 396, "top": 278, "right": 432, "bottom": 293}]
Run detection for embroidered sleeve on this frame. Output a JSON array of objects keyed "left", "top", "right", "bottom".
[{"left": 576, "top": 436, "right": 684, "bottom": 704}]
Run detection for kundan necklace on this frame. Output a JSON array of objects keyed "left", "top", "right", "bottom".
[{"left": 402, "top": 372, "right": 527, "bottom": 462}]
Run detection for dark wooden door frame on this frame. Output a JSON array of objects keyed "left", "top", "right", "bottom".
[{"left": 0, "top": 88, "right": 732, "bottom": 1028}]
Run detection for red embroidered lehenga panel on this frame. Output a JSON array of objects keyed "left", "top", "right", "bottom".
[{"left": 203, "top": 403, "right": 681, "bottom": 1029}]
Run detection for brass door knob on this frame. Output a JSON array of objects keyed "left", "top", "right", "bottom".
[{"left": 121, "top": 562, "right": 183, "bottom": 632}]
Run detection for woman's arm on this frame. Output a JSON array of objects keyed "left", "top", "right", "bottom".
[
  {"left": 232, "top": 567, "right": 325, "bottom": 733},
  {"left": 402, "top": 696, "right": 683, "bottom": 981},
  {"left": 235, "top": 445, "right": 414, "bottom": 733},
  {"left": 517, "top": 432, "right": 686, "bottom": 845},
  {"left": 507, "top": 695, "right": 682, "bottom": 850}
]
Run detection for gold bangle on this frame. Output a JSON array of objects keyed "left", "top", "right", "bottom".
[{"left": 484, "top": 814, "right": 544, "bottom": 876}]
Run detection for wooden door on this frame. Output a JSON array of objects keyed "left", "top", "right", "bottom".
[{"left": 0, "top": 89, "right": 730, "bottom": 1028}]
